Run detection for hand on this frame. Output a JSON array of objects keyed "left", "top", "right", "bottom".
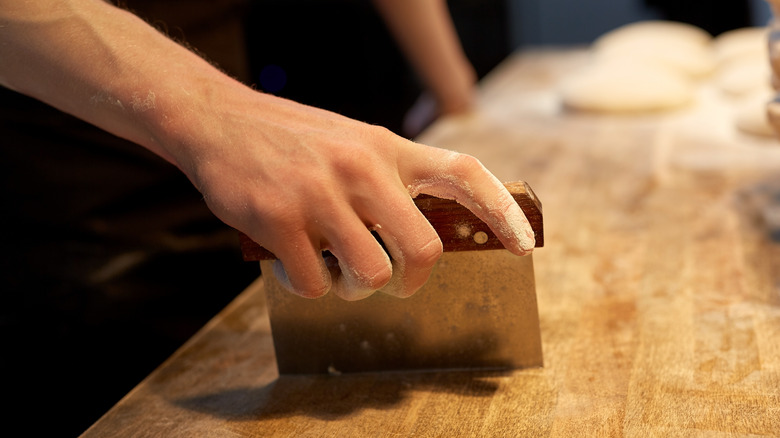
[
  {"left": 0, "top": 0, "right": 533, "bottom": 301},
  {"left": 175, "top": 90, "right": 535, "bottom": 301}
]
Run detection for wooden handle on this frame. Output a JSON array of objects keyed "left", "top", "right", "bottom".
[{"left": 239, "top": 181, "right": 543, "bottom": 261}]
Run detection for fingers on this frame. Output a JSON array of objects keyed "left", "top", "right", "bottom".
[
  {"left": 270, "top": 190, "right": 442, "bottom": 300},
  {"left": 371, "top": 194, "right": 443, "bottom": 298},
  {"left": 399, "top": 144, "right": 535, "bottom": 256},
  {"left": 267, "top": 235, "right": 332, "bottom": 299},
  {"left": 324, "top": 215, "right": 394, "bottom": 301},
  {"left": 263, "top": 209, "right": 395, "bottom": 301},
  {"left": 266, "top": 145, "right": 530, "bottom": 301},
  {"left": 261, "top": 145, "right": 530, "bottom": 301},
  {"left": 246, "top": 139, "right": 525, "bottom": 301}
]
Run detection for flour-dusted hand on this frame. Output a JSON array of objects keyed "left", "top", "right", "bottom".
[
  {"left": 187, "top": 89, "right": 534, "bottom": 300},
  {"left": 182, "top": 91, "right": 441, "bottom": 301},
  {"left": 0, "top": 0, "right": 533, "bottom": 300}
]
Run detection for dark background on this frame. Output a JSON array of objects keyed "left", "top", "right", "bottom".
[{"left": 0, "top": 1, "right": 756, "bottom": 436}]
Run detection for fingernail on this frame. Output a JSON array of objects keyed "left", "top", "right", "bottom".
[
  {"left": 504, "top": 205, "right": 535, "bottom": 252},
  {"left": 272, "top": 260, "right": 330, "bottom": 298}
]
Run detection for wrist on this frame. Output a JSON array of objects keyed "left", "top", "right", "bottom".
[
  {"left": 432, "top": 61, "right": 477, "bottom": 115},
  {"left": 130, "top": 61, "right": 250, "bottom": 177}
]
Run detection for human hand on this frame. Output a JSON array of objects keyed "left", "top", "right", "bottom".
[
  {"left": 0, "top": 0, "right": 531, "bottom": 301},
  {"left": 172, "top": 90, "right": 534, "bottom": 301}
]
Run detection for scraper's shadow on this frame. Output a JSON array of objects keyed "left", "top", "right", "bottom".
[
  {"left": 175, "top": 369, "right": 506, "bottom": 421},
  {"left": 174, "top": 295, "right": 535, "bottom": 422}
]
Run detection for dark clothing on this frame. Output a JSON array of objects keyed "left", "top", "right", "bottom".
[
  {"left": 0, "top": 1, "right": 499, "bottom": 435},
  {"left": 645, "top": 0, "right": 752, "bottom": 36},
  {"left": 0, "top": 2, "right": 257, "bottom": 436}
]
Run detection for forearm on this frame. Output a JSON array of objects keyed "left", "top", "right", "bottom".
[
  {"left": 372, "top": 0, "right": 476, "bottom": 114},
  {"left": 0, "top": 0, "right": 534, "bottom": 300},
  {"left": 0, "top": 0, "right": 243, "bottom": 170}
]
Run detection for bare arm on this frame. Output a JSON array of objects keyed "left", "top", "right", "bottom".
[
  {"left": 0, "top": 0, "right": 533, "bottom": 300},
  {"left": 372, "top": 0, "right": 477, "bottom": 115}
]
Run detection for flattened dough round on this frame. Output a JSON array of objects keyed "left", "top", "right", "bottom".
[
  {"left": 595, "top": 20, "right": 713, "bottom": 48},
  {"left": 737, "top": 96, "right": 776, "bottom": 137},
  {"left": 594, "top": 20, "right": 716, "bottom": 78},
  {"left": 561, "top": 60, "right": 694, "bottom": 112},
  {"left": 715, "top": 53, "right": 772, "bottom": 97},
  {"left": 713, "top": 27, "right": 768, "bottom": 66}
]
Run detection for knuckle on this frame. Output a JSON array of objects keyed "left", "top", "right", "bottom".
[
  {"left": 272, "top": 259, "right": 330, "bottom": 299},
  {"left": 360, "top": 261, "right": 393, "bottom": 290},
  {"left": 406, "top": 236, "right": 443, "bottom": 270},
  {"left": 449, "top": 153, "right": 486, "bottom": 177},
  {"left": 367, "top": 124, "right": 396, "bottom": 142},
  {"left": 256, "top": 202, "right": 307, "bottom": 241}
]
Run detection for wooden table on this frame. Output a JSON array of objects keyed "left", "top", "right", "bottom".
[{"left": 82, "top": 49, "right": 780, "bottom": 437}]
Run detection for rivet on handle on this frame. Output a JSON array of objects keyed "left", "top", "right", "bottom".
[{"left": 473, "top": 231, "right": 488, "bottom": 244}]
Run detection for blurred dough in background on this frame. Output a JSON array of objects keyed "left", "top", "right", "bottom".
[
  {"left": 560, "top": 59, "right": 694, "bottom": 112},
  {"left": 560, "top": 20, "right": 710, "bottom": 113},
  {"left": 713, "top": 26, "right": 768, "bottom": 66},
  {"left": 712, "top": 27, "right": 772, "bottom": 98},
  {"left": 560, "top": 20, "right": 777, "bottom": 125},
  {"left": 710, "top": 27, "right": 775, "bottom": 138},
  {"left": 735, "top": 96, "right": 775, "bottom": 137},
  {"left": 593, "top": 20, "right": 712, "bottom": 50},
  {"left": 715, "top": 53, "right": 771, "bottom": 97},
  {"left": 592, "top": 20, "right": 716, "bottom": 79}
]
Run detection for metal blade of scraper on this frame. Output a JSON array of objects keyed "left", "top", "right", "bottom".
[{"left": 240, "top": 181, "right": 544, "bottom": 374}]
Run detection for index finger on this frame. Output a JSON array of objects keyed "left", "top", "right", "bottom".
[{"left": 398, "top": 144, "right": 535, "bottom": 256}]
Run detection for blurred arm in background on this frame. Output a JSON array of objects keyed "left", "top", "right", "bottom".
[{"left": 372, "top": 0, "right": 478, "bottom": 137}]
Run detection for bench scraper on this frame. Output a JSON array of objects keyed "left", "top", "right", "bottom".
[{"left": 239, "top": 181, "right": 544, "bottom": 374}]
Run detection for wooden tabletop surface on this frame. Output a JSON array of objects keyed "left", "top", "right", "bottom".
[{"left": 82, "top": 49, "right": 780, "bottom": 437}]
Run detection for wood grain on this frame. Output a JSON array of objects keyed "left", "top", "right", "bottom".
[
  {"left": 238, "top": 181, "right": 544, "bottom": 261},
  {"left": 82, "top": 48, "right": 780, "bottom": 437}
]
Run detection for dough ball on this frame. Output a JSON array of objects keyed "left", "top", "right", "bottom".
[
  {"left": 713, "top": 27, "right": 768, "bottom": 66},
  {"left": 736, "top": 96, "right": 776, "bottom": 137},
  {"left": 595, "top": 20, "right": 713, "bottom": 49},
  {"left": 593, "top": 20, "right": 716, "bottom": 78},
  {"left": 560, "top": 60, "right": 694, "bottom": 113},
  {"left": 715, "top": 52, "right": 772, "bottom": 97}
]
